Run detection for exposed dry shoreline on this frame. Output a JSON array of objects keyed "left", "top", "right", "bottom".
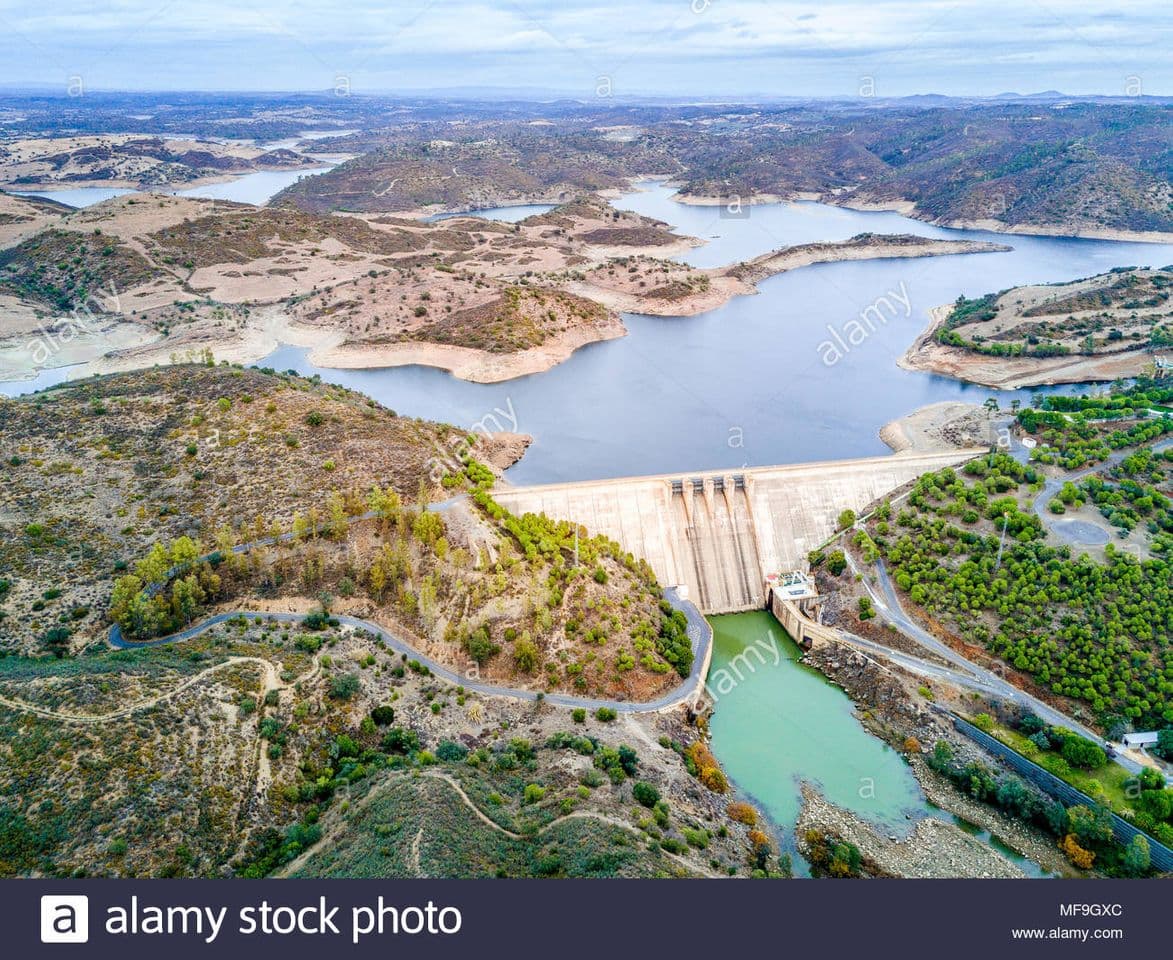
[
  {"left": 673, "top": 190, "right": 1173, "bottom": 244},
  {"left": 0, "top": 232, "right": 1009, "bottom": 387},
  {"left": 879, "top": 400, "right": 994, "bottom": 454},
  {"left": 899, "top": 304, "right": 1158, "bottom": 390},
  {"left": 731, "top": 235, "right": 1009, "bottom": 285},
  {"left": 311, "top": 317, "right": 628, "bottom": 383},
  {"left": 797, "top": 783, "right": 1026, "bottom": 878}
]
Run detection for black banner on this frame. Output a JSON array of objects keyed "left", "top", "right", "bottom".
[{"left": 9, "top": 879, "right": 1164, "bottom": 958}]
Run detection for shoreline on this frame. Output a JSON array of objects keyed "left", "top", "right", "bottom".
[
  {"left": 671, "top": 190, "right": 1173, "bottom": 244},
  {"left": 879, "top": 400, "right": 993, "bottom": 454},
  {"left": 309, "top": 317, "right": 628, "bottom": 383},
  {"left": 0, "top": 235, "right": 1007, "bottom": 388},
  {"left": 899, "top": 304, "right": 1161, "bottom": 390}
]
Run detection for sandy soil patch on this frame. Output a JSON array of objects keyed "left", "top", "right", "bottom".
[
  {"left": 0, "top": 317, "right": 159, "bottom": 382},
  {"left": 880, "top": 401, "right": 996, "bottom": 454}
]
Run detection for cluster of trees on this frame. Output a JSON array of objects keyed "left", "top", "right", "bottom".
[
  {"left": 867, "top": 454, "right": 1173, "bottom": 728},
  {"left": 1080, "top": 447, "right": 1172, "bottom": 551},
  {"left": 936, "top": 292, "right": 1078, "bottom": 358},
  {"left": 802, "top": 829, "right": 864, "bottom": 878},
  {"left": 469, "top": 487, "right": 688, "bottom": 681},
  {"left": 1036, "top": 382, "right": 1173, "bottom": 418},
  {"left": 1002, "top": 713, "right": 1173, "bottom": 848},
  {"left": 109, "top": 536, "right": 224, "bottom": 639},
  {"left": 927, "top": 740, "right": 1151, "bottom": 876}
]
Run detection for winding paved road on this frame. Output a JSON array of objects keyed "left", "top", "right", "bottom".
[
  {"left": 1030, "top": 437, "right": 1171, "bottom": 542},
  {"left": 108, "top": 587, "right": 712, "bottom": 715},
  {"left": 848, "top": 547, "right": 1147, "bottom": 776}
]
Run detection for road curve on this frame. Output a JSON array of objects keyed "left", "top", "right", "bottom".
[
  {"left": 859, "top": 555, "right": 1145, "bottom": 776},
  {"left": 108, "top": 586, "right": 712, "bottom": 715}
]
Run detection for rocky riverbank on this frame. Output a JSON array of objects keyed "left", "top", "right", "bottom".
[
  {"left": 796, "top": 783, "right": 1025, "bottom": 878},
  {"left": 800, "top": 638, "right": 1067, "bottom": 877}
]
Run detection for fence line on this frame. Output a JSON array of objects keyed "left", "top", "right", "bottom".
[{"left": 951, "top": 715, "right": 1173, "bottom": 872}]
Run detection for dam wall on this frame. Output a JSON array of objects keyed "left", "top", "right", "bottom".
[{"left": 495, "top": 450, "right": 978, "bottom": 614}]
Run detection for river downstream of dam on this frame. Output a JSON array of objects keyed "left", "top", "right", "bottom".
[{"left": 708, "top": 612, "right": 1054, "bottom": 877}]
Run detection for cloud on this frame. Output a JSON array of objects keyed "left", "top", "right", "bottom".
[{"left": 0, "top": 0, "right": 1167, "bottom": 94}]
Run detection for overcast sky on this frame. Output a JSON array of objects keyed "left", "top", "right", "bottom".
[{"left": 0, "top": 0, "right": 1168, "bottom": 98}]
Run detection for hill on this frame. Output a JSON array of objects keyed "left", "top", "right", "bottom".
[{"left": 902, "top": 268, "right": 1173, "bottom": 388}]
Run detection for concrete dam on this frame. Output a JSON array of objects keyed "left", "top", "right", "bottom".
[{"left": 494, "top": 450, "right": 978, "bottom": 614}]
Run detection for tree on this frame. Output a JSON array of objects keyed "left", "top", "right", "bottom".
[
  {"left": 463, "top": 626, "right": 499, "bottom": 666},
  {"left": 326, "top": 491, "right": 349, "bottom": 540},
  {"left": 41, "top": 625, "right": 72, "bottom": 657},
  {"left": 632, "top": 782, "right": 660, "bottom": 808},
  {"left": 1066, "top": 805, "right": 1113, "bottom": 847},
  {"left": 134, "top": 542, "right": 171, "bottom": 585},
  {"left": 1122, "top": 834, "right": 1151, "bottom": 876},
  {"left": 169, "top": 574, "right": 205, "bottom": 625},
  {"left": 109, "top": 574, "right": 144, "bottom": 625},
  {"left": 329, "top": 673, "right": 360, "bottom": 701},
  {"left": 291, "top": 512, "right": 310, "bottom": 542},
  {"left": 837, "top": 509, "right": 856, "bottom": 531},
  {"left": 513, "top": 634, "right": 540, "bottom": 673},
  {"left": 1153, "top": 729, "right": 1173, "bottom": 761},
  {"left": 368, "top": 562, "right": 387, "bottom": 601},
  {"left": 169, "top": 535, "right": 201, "bottom": 569},
  {"left": 412, "top": 510, "right": 445, "bottom": 547},
  {"left": 381, "top": 727, "right": 419, "bottom": 754},
  {"left": 1061, "top": 735, "right": 1107, "bottom": 770},
  {"left": 827, "top": 550, "right": 847, "bottom": 576},
  {"left": 1061, "top": 833, "right": 1096, "bottom": 870}
]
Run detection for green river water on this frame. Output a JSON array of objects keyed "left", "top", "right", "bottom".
[{"left": 705, "top": 611, "right": 1052, "bottom": 877}]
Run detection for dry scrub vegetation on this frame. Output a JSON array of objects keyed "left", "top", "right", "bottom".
[{"left": 0, "top": 618, "right": 767, "bottom": 879}]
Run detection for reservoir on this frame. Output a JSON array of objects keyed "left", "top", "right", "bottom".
[
  {"left": 11, "top": 158, "right": 340, "bottom": 209},
  {"left": 239, "top": 186, "right": 1172, "bottom": 484},
  {"left": 9, "top": 186, "right": 1170, "bottom": 455}
]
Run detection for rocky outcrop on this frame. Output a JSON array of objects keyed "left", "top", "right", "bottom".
[{"left": 797, "top": 784, "right": 1025, "bottom": 879}]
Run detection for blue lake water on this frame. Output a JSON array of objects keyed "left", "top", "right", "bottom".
[
  {"left": 12, "top": 187, "right": 136, "bottom": 208},
  {"left": 171, "top": 163, "right": 337, "bottom": 204},
  {"left": 10, "top": 160, "right": 339, "bottom": 209},
  {"left": 8, "top": 184, "right": 1172, "bottom": 483},
  {"left": 426, "top": 203, "right": 557, "bottom": 223},
  {"left": 249, "top": 185, "right": 1172, "bottom": 484}
]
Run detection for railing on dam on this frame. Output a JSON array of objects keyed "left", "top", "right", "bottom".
[{"left": 951, "top": 715, "right": 1173, "bottom": 872}]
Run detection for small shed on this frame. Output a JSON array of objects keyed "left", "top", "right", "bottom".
[{"left": 1121, "top": 731, "right": 1159, "bottom": 748}]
